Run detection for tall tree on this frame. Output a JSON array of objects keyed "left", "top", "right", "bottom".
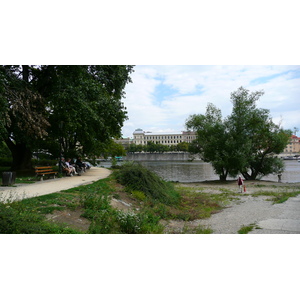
[
  {"left": 186, "top": 87, "right": 291, "bottom": 181},
  {"left": 0, "top": 65, "right": 49, "bottom": 170},
  {"left": 226, "top": 87, "right": 291, "bottom": 179},
  {"left": 0, "top": 65, "right": 134, "bottom": 170},
  {"left": 186, "top": 103, "right": 234, "bottom": 181}
]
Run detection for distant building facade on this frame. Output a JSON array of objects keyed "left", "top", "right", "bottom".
[
  {"left": 132, "top": 128, "right": 197, "bottom": 146},
  {"left": 283, "top": 135, "right": 300, "bottom": 154}
]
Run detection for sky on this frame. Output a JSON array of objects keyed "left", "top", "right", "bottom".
[{"left": 121, "top": 65, "right": 300, "bottom": 138}]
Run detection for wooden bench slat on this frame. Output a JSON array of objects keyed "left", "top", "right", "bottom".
[
  {"left": 35, "top": 166, "right": 53, "bottom": 169},
  {"left": 35, "top": 166, "right": 57, "bottom": 181}
]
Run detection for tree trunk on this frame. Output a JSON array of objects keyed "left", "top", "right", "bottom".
[
  {"left": 5, "top": 139, "right": 33, "bottom": 171},
  {"left": 22, "top": 65, "right": 29, "bottom": 82},
  {"left": 219, "top": 169, "right": 228, "bottom": 181}
]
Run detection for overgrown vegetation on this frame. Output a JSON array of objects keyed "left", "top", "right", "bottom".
[
  {"left": 0, "top": 175, "right": 165, "bottom": 234},
  {"left": 3, "top": 163, "right": 298, "bottom": 234},
  {"left": 251, "top": 188, "right": 300, "bottom": 204},
  {"left": 0, "top": 164, "right": 229, "bottom": 233},
  {"left": 114, "top": 162, "right": 180, "bottom": 206},
  {"left": 114, "top": 162, "right": 227, "bottom": 222},
  {"left": 0, "top": 201, "right": 80, "bottom": 234}
]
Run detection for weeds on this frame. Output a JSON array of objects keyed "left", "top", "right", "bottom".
[
  {"left": 238, "top": 223, "right": 261, "bottom": 234},
  {"left": 252, "top": 188, "right": 300, "bottom": 204},
  {"left": 81, "top": 193, "right": 163, "bottom": 234},
  {"left": 0, "top": 202, "right": 80, "bottom": 234},
  {"left": 182, "top": 225, "right": 213, "bottom": 234}
]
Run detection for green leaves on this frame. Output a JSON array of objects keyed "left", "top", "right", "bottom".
[{"left": 186, "top": 87, "right": 291, "bottom": 180}]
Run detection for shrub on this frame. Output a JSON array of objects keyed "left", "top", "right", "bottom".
[
  {"left": 32, "top": 158, "right": 57, "bottom": 166},
  {"left": 0, "top": 157, "right": 12, "bottom": 167},
  {"left": 115, "top": 162, "right": 180, "bottom": 205}
]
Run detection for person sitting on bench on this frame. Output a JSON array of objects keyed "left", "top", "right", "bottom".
[{"left": 76, "top": 157, "right": 86, "bottom": 173}]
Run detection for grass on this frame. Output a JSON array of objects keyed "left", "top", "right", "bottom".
[
  {"left": 114, "top": 161, "right": 180, "bottom": 206},
  {"left": 238, "top": 223, "right": 261, "bottom": 234},
  {"left": 0, "top": 174, "right": 165, "bottom": 234},
  {"left": 251, "top": 188, "right": 300, "bottom": 204},
  {"left": 4, "top": 164, "right": 299, "bottom": 234},
  {"left": 0, "top": 164, "right": 225, "bottom": 234}
]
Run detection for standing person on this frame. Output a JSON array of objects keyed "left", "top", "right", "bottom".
[{"left": 237, "top": 175, "right": 244, "bottom": 193}]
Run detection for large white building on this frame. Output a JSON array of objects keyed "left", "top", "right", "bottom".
[{"left": 132, "top": 128, "right": 197, "bottom": 146}]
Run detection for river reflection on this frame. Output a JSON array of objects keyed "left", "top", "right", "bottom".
[{"left": 140, "top": 160, "right": 300, "bottom": 183}]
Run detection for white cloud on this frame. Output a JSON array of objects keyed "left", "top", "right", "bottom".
[{"left": 122, "top": 65, "right": 300, "bottom": 138}]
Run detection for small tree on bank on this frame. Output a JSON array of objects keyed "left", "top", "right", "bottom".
[{"left": 186, "top": 87, "right": 291, "bottom": 181}]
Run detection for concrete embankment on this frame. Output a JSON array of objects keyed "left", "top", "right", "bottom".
[{"left": 124, "top": 152, "right": 201, "bottom": 161}]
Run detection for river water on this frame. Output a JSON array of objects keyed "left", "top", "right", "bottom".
[{"left": 99, "top": 160, "right": 300, "bottom": 183}]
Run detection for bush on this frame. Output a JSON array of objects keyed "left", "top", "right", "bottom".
[
  {"left": 0, "top": 202, "right": 79, "bottom": 234},
  {"left": 80, "top": 191, "right": 163, "bottom": 234},
  {"left": 32, "top": 158, "right": 58, "bottom": 166},
  {"left": 115, "top": 162, "right": 180, "bottom": 205},
  {"left": 0, "top": 157, "right": 12, "bottom": 167}
]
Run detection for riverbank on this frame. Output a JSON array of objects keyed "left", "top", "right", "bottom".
[
  {"left": 166, "top": 180, "right": 300, "bottom": 233},
  {"left": 1, "top": 169, "right": 300, "bottom": 234}
]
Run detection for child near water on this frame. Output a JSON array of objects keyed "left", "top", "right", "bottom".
[{"left": 237, "top": 175, "right": 244, "bottom": 193}]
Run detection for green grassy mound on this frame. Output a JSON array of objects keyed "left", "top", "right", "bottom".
[{"left": 114, "top": 162, "right": 180, "bottom": 205}]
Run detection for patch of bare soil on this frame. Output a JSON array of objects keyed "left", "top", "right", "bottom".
[
  {"left": 45, "top": 209, "right": 91, "bottom": 232},
  {"left": 45, "top": 182, "right": 139, "bottom": 233}
]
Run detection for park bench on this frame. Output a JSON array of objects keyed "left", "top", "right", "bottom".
[{"left": 35, "top": 166, "right": 58, "bottom": 181}]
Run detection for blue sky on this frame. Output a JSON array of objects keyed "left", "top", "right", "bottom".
[{"left": 121, "top": 65, "right": 300, "bottom": 138}]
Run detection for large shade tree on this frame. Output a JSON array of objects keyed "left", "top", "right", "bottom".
[
  {"left": 0, "top": 65, "right": 134, "bottom": 170},
  {"left": 186, "top": 103, "right": 234, "bottom": 181},
  {"left": 225, "top": 87, "right": 291, "bottom": 180},
  {"left": 186, "top": 87, "right": 291, "bottom": 181}
]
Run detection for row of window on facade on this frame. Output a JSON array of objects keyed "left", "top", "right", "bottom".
[{"left": 143, "top": 136, "right": 194, "bottom": 140}]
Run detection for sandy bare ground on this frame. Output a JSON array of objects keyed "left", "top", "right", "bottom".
[{"left": 0, "top": 167, "right": 111, "bottom": 203}]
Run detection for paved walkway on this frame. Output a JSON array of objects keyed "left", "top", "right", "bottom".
[
  {"left": 250, "top": 195, "right": 300, "bottom": 234},
  {"left": 190, "top": 189, "right": 300, "bottom": 234},
  {"left": 0, "top": 167, "right": 111, "bottom": 203}
]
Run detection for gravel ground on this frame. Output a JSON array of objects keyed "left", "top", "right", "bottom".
[
  {"left": 191, "top": 195, "right": 283, "bottom": 233},
  {"left": 168, "top": 181, "right": 300, "bottom": 234}
]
